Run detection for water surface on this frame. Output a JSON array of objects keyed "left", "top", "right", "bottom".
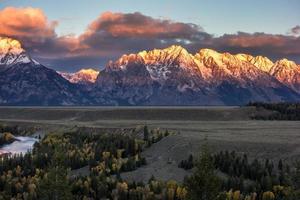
[{"left": 0, "top": 136, "right": 38, "bottom": 155}]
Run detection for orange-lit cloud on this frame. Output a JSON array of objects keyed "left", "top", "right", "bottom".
[
  {"left": 0, "top": 7, "right": 81, "bottom": 62},
  {"left": 85, "top": 11, "right": 203, "bottom": 38},
  {"left": 79, "top": 11, "right": 211, "bottom": 53},
  {"left": 0, "top": 7, "right": 57, "bottom": 39},
  {"left": 213, "top": 32, "right": 300, "bottom": 58}
]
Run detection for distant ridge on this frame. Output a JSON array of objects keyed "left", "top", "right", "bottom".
[
  {"left": 0, "top": 37, "right": 300, "bottom": 105},
  {"left": 58, "top": 69, "right": 100, "bottom": 85}
]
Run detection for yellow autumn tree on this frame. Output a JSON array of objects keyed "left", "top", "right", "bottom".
[{"left": 262, "top": 191, "right": 275, "bottom": 200}]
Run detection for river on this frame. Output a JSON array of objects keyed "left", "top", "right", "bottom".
[{"left": 0, "top": 136, "right": 38, "bottom": 155}]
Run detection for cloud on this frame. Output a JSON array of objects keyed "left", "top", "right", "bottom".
[
  {"left": 0, "top": 7, "right": 79, "bottom": 60},
  {"left": 0, "top": 7, "right": 299, "bottom": 71},
  {"left": 0, "top": 7, "right": 56, "bottom": 41},
  {"left": 79, "top": 12, "right": 212, "bottom": 54},
  {"left": 44, "top": 11, "right": 212, "bottom": 70},
  {"left": 211, "top": 32, "right": 300, "bottom": 60},
  {"left": 288, "top": 25, "right": 300, "bottom": 36},
  {"left": 216, "top": 32, "right": 285, "bottom": 47},
  {"left": 85, "top": 12, "right": 205, "bottom": 39}
]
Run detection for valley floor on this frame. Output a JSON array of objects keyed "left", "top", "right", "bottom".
[{"left": 0, "top": 106, "right": 299, "bottom": 182}]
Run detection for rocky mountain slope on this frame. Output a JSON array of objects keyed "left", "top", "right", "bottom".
[
  {"left": 1, "top": 37, "right": 300, "bottom": 105},
  {"left": 93, "top": 45, "right": 300, "bottom": 105},
  {"left": 270, "top": 59, "right": 300, "bottom": 93},
  {"left": 0, "top": 37, "right": 90, "bottom": 105}
]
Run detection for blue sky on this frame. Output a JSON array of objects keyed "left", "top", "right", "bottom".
[{"left": 1, "top": 0, "right": 299, "bottom": 36}]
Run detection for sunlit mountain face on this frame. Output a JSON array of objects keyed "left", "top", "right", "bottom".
[
  {"left": 0, "top": 37, "right": 37, "bottom": 66},
  {"left": 0, "top": 1, "right": 299, "bottom": 105},
  {"left": 0, "top": 37, "right": 299, "bottom": 105},
  {"left": 0, "top": 38, "right": 23, "bottom": 55},
  {"left": 58, "top": 69, "right": 100, "bottom": 85},
  {"left": 93, "top": 45, "right": 300, "bottom": 105}
]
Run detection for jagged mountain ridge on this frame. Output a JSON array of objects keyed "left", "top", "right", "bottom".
[
  {"left": 0, "top": 36, "right": 300, "bottom": 105},
  {"left": 94, "top": 45, "right": 300, "bottom": 105}
]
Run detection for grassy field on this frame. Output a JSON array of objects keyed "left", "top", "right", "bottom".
[
  {"left": 0, "top": 106, "right": 254, "bottom": 121},
  {"left": 0, "top": 106, "right": 299, "bottom": 183}
]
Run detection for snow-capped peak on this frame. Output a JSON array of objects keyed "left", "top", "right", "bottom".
[
  {"left": 269, "top": 58, "right": 300, "bottom": 93},
  {"left": 59, "top": 68, "right": 100, "bottom": 84},
  {"left": 273, "top": 58, "right": 298, "bottom": 69},
  {"left": 236, "top": 53, "right": 274, "bottom": 72},
  {"left": 137, "top": 45, "right": 193, "bottom": 66},
  {"left": 197, "top": 48, "right": 220, "bottom": 59},
  {"left": 235, "top": 53, "right": 254, "bottom": 61},
  {"left": 162, "top": 45, "right": 189, "bottom": 55},
  {"left": 110, "top": 45, "right": 194, "bottom": 72},
  {"left": 0, "top": 37, "right": 39, "bottom": 66},
  {"left": 0, "top": 37, "right": 24, "bottom": 55},
  {"left": 195, "top": 48, "right": 240, "bottom": 67}
]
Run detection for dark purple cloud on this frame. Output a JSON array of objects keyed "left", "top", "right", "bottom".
[
  {"left": 210, "top": 32, "right": 300, "bottom": 62},
  {"left": 289, "top": 25, "right": 300, "bottom": 36},
  {"left": 78, "top": 12, "right": 212, "bottom": 55}
]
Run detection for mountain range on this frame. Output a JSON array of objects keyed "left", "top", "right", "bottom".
[{"left": 1, "top": 37, "right": 300, "bottom": 105}]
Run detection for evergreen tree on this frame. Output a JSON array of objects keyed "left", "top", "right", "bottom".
[
  {"left": 143, "top": 125, "right": 149, "bottom": 141},
  {"left": 294, "top": 161, "right": 300, "bottom": 189},
  {"left": 278, "top": 159, "right": 283, "bottom": 171},
  {"left": 37, "top": 146, "right": 73, "bottom": 200},
  {"left": 185, "top": 140, "right": 221, "bottom": 200}
]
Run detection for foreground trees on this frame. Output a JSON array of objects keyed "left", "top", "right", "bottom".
[
  {"left": 0, "top": 126, "right": 177, "bottom": 199},
  {"left": 38, "top": 146, "right": 72, "bottom": 200},
  {"left": 180, "top": 148, "right": 300, "bottom": 200},
  {"left": 185, "top": 142, "right": 221, "bottom": 200},
  {"left": 0, "top": 125, "right": 299, "bottom": 200}
]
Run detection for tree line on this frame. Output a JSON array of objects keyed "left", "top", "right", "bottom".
[
  {"left": 179, "top": 148, "right": 300, "bottom": 200},
  {"left": 247, "top": 102, "right": 300, "bottom": 120}
]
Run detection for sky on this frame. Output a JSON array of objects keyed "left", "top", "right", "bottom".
[{"left": 0, "top": 0, "right": 300, "bottom": 71}]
